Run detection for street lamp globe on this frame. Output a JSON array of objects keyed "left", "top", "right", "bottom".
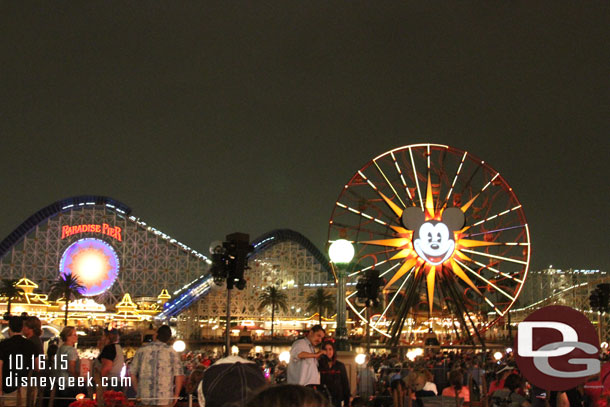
[
  {"left": 329, "top": 240, "right": 355, "bottom": 264},
  {"left": 279, "top": 351, "right": 291, "bottom": 363},
  {"left": 173, "top": 340, "right": 186, "bottom": 352}
]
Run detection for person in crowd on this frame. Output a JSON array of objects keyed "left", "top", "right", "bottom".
[
  {"left": 390, "top": 378, "right": 407, "bottom": 407},
  {"left": 432, "top": 357, "right": 449, "bottom": 392},
  {"left": 41, "top": 338, "right": 59, "bottom": 407},
  {"left": 583, "top": 374, "right": 603, "bottom": 406},
  {"left": 389, "top": 363, "right": 402, "bottom": 384},
  {"left": 97, "top": 328, "right": 125, "bottom": 391},
  {"left": 0, "top": 316, "right": 37, "bottom": 406},
  {"left": 197, "top": 353, "right": 266, "bottom": 407},
  {"left": 601, "top": 358, "right": 610, "bottom": 391},
  {"left": 488, "top": 365, "right": 513, "bottom": 396},
  {"left": 419, "top": 369, "right": 438, "bottom": 395},
  {"left": 490, "top": 373, "right": 530, "bottom": 407},
  {"left": 546, "top": 391, "right": 570, "bottom": 407},
  {"left": 351, "top": 396, "right": 366, "bottom": 407},
  {"left": 319, "top": 340, "right": 350, "bottom": 407},
  {"left": 130, "top": 325, "right": 184, "bottom": 407},
  {"left": 54, "top": 326, "right": 81, "bottom": 407},
  {"left": 47, "top": 338, "right": 59, "bottom": 360},
  {"left": 183, "top": 367, "right": 204, "bottom": 397},
  {"left": 23, "top": 316, "right": 44, "bottom": 407},
  {"left": 286, "top": 325, "right": 327, "bottom": 387},
  {"left": 441, "top": 370, "right": 470, "bottom": 402},
  {"left": 275, "top": 361, "right": 288, "bottom": 383},
  {"left": 357, "top": 358, "right": 376, "bottom": 401},
  {"left": 404, "top": 370, "right": 435, "bottom": 407},
  {"left": 467, "top": 357, "right": 485, "bottom": 388},
  {"left": 23, "top": 316, "right": 44, "bottom": 356},
  {"left": 246, "top": 384, "right": 332, "bottom": 407},
  {"left": 372, "top": 379, "right": 394, "bottom": 407},
  {"left": 200, "top": 353, "right": 211, "bottom": 368},
  {"left": 565, "top": 383, "right": 589, "bottom": 407}
]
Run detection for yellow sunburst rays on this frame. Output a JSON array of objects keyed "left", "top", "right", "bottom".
[
  {"left": 425, "top": 172, "right": 435, "bottom": 219},
  {"left": 362, "top": 166, "right": 444, "bottom": 314},
  {"left": 426, "top": 266, "right": 436, "bottom": 315},
  {"left": 359, "top": 157, "right": 509, "bottom": 319}
]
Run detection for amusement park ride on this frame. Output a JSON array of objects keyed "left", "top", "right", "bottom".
[
  {"left": 328, "top": 144, "right": 531, "bottom": 347},
  {"left": 0, "top": 144, "right": 551, "bottom": 348}
]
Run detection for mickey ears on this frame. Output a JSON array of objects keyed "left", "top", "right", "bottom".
[
  {"left": 402, "top": 207, "right": 425, "bottom": 230},
  {"left": 401, "top": 206, "right": 465, "bottom": 231},
  {"left": 441, "top": 207, "right": 465, "bottom": 231}
]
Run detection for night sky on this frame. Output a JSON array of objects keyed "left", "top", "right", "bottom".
[{"left": 1, "top": 2, "right": 608, "bottom": 271}]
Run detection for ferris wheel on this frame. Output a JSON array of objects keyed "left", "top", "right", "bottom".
[{"left": 327, "top": 144, "right": 530, "bottom": 346}]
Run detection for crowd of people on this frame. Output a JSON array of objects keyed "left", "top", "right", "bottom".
[
  {"left": 348, "top": 345, "right": 610, "bottom": 407},
  {"left": 0, "top": 319, "right": 608, "bottom": 407}
]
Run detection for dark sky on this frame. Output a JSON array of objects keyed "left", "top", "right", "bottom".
[{"left": 1, "top": 2, "right": 608, "bottom": 271}]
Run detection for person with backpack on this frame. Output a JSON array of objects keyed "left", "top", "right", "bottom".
[{"left": 490, "top": 373, "right": 530, "bottom": 407}]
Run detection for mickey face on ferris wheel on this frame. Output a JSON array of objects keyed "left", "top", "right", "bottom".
[{"left": 402, "top": 207, "right": 465, "bottom": 266}]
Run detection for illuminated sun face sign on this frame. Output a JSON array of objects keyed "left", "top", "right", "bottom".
[
  {"left": 402, "top": 207, "right": 465, "bottom": 266},
  {"left": 59, "top": 238, "right": 119, "bottom": 296}
]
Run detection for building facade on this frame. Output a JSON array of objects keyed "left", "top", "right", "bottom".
[{"left": 510, "top": 267, "right": 610, "bottom": 341}]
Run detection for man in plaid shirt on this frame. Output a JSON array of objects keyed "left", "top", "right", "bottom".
[{"left": 130, "top": 325, "right": 184, "bottom": 407}]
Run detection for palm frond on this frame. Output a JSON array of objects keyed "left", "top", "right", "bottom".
[
  {"left": 257, "top": 286, "right": 289, "bottom": 312},
  {"left": 306, "top": 287, "right": 335, "bottom": 315},
  {"left": 0, "top": 279, "right": 25, "bottom": 299},
  {"left": 48, "top": 273, "right": 85, "bottom": 302}
]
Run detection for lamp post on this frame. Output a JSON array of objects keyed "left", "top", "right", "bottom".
[{"left": 329, "top": 239, "right": 355, "bottom": 351}]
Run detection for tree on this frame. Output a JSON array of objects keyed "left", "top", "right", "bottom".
[
  {"left": 48, "top": 273, "right": 85, "bottom": 326},
  {"left": 306, "top": 287, "right": 335, "bottom": 324},
  {"left": 257, "top": 286, "right": 288, "bottom": 338},
  {"left": 0, "top": 279, "right": 25, "bottom": 316}
]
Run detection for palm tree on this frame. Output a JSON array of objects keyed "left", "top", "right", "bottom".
[
  {"left": 48, "top": 273, "right": 85, "bottom": 326},
  {"left": 257, "top": 286, "right": 288, "bottom": 338},
  {"left": 306, "top": 287, "right": 335, "bottom": 324},
  {"left": 0, "top": 279, "right": 25, "bottom": 316}
]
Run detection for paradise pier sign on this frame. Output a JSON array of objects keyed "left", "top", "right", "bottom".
[{"left": 61, "top": 223, "right": 123, "bottom": 241}]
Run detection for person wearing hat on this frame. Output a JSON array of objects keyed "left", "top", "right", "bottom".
[
  {"left": 197, "top": 354, "right": 266, "bottom": 407},
  {"left": 488, "top": 365, "right": 513, "bottom": 396},
  {"left": 130, "top": 325, "right": 184, "bottom": 407}
]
